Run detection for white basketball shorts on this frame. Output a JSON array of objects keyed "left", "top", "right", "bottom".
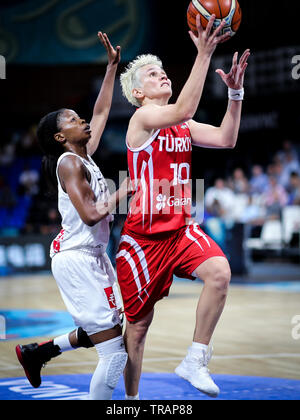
[{"left": 51, "top": 248, "right": 122, "bottom": 336}]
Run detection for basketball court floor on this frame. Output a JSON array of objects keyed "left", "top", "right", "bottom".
[{"left": 0, "top": 269, "right": 300, "bottom": 400}]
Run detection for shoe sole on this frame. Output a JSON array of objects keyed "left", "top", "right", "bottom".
[
  {"left": 175, "top": 365, "right": 219, "bottom": 398},
  {"left": 15, "top": 345, "right": 41, "bottom": 388}
]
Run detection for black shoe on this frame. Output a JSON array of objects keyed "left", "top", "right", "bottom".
[{"left": 16, "top": 342, "right": 61, "bottom": 388}]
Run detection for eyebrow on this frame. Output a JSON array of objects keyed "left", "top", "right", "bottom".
[
  {"left": 146, "top": 67, "right": 166, "bottom": 74},
  {"left": 68, "top": 113, "right": 79, "bottom": 120}
]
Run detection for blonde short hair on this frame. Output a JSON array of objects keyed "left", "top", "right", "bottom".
[{"left": 120, "top": 54, "right": 163, "bottom": 108}]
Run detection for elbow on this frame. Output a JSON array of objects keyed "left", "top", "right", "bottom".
[
  {"left": 175, "top": 103, "right": 195, "bottom": 123},
  {"left": 221, "top": 136, "right": 237, "bottom": 149},
  {"left": 83, "top": 217, "right": 97, "bottom": 227},
  {"left": 83, "top": 205, "right": 110, "bottom": 226},
  {"left": 182, "top": 110, "right": 194, "bottom": 123},
  {"left": 182, "top": 108, "right": 194, "bottom": 122},
  {"left": 82, "top": 213, "right": 101, "bottom": 227}
]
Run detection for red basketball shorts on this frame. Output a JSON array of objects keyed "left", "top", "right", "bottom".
[{"left": 116, "top": 222, "right": 226, "bottom": 323}]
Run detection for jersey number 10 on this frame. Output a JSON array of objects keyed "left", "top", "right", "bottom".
[{"left": 170, "top": 163, "right": 190, "bottom": 186}]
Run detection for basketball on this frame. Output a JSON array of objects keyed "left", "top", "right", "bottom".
[{"left": 187, "top": 0, "right": 242, "bottom": 40}]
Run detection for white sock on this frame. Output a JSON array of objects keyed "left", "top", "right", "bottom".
[
  {"left": 125, "top": 393, "right": 140, "bottom": 400},
  {"left": 53, "top": 333, "right": 73, "bottom": 352},
  {"left": 187, "top": 342, "right": 208, "bottom": 357},
  {"left": 89, "top": 335, "right": 127, "bottom": 400}
]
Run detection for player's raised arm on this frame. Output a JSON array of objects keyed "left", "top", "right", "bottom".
[
  {"left": 127, "top": 15, "right": 230, "bottom": 145},
  {"left": 189, "top": 48, "right": 250, "bottom": 149},
  {"left": 87, "top": 32, "right": 121, "bottom": 156}
]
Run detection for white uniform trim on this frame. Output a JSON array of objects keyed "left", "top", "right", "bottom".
[
  {"left": 116, "top": 234, "right": 150, "bottom": 299},
  {"left": 185, "top": 226, "right": 204, "bottom": 251},
  {"left": 126, "top": 129, "right": 160, "bottom": 152},
  {"left": 116, "top": 249, "right": 143, "bottom": 295},
  {"left": 118, "top": 234, "right": 150, "bottom": 285}
]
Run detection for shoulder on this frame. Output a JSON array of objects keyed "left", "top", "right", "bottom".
[
  {"left": 130, "top": 104, "right": 163, "bottom": 125},
  {"left": 58, "top": 154, "right": 88, "bottom": 181},
  {"left": 127, "top": 106, "right": 162, "bottom": 149},
  {"left": 59, "top": 154, "right": 83, "bottom": 170}
]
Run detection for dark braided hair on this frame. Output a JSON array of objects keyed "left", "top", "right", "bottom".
[{"left": 37, "top": 109, "right": 66, "bottom": 196}]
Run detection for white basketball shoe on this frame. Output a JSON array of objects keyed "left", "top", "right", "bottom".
[{"left": 175, "top": 346, "right": 220, "bottom": 398}]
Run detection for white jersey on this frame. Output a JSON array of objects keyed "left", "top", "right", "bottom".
[{"left": 50, "top": 152, "right": 113, "bottom": 258}]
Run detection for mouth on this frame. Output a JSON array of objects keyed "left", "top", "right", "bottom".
[
  {"left": 84, "top": 125, "right": 91, "bottom": 133},
  {"left": 161, "top": 82, "right": 170, "bottom": 87}
]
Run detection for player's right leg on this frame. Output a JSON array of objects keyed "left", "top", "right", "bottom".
[
  {"left": 116, "top": 227, "right": 183, "bottom": 399},
  {"left": 123, "top": 309, "right": 154, "bottom": 400},
  {"left": 88, "top": 324, "right": 127, "bottom": 400}
]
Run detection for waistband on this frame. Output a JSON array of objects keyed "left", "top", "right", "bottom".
[
  {"left": 52, "top": 245, "right": 106, "bottom": 258},
  {"left": 121, "top": 224, "right": 188, "bottom": 243}
]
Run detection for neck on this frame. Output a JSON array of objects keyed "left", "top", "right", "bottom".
[
  {"left": 65, "top": 144, "right": 88, "bottom": 160},
  {"left": 143, "top": 95, "right": 170, "bottom": 107}
]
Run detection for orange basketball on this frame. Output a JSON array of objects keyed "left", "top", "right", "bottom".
[{"left": 187, "top": 0, "right": 242, "bottom": 40}]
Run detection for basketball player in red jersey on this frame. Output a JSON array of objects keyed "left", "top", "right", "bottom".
[{"left": 117, "top": 14, "right": 250, "bottom": 398}]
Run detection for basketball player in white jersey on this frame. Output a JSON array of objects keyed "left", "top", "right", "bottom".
[{"left": 15, "top": 32, "right": 129, "bottom": 400}]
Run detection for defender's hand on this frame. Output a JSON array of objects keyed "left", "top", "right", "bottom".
[{"left": 98, "top": 32, "right": 121, "bottom": 66}]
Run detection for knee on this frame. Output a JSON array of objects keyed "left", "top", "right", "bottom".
[
  {"left": 134, "top": 324, "right": 149, "bottom": 345},
  {"left": 126, "top": 319, "right": 151, "bottom": 347},
  {"left": 207, "top": 265, "right": 231, "bottom": 296}
]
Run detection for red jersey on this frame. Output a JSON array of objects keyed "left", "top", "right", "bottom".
[{"left": 124, "top": 123, "right": 193, "bottom": 236}]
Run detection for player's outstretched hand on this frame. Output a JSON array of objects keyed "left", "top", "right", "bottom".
[
  {"left": 215, "top": 49, "right": 250, "bottom": 89},
  {"left": 189, "top": 14, "right": 231, "bottom": 57},
  {"left": 98, "top": 32, "right": 121, "bottom": 66}
]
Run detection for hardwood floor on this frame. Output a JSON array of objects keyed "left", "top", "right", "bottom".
[{"left": 0, "top": 274, "right": 300, "bottom": 380}]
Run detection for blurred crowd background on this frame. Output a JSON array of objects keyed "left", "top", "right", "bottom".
[{"left": 0, "top": 0, "right": 299, "bottom": 276}]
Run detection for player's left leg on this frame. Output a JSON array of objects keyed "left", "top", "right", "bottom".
[
  {"left": 193, "top": 256, "right": 231, "bottom": 345},
  {"left": 16, "top": 265, "right": 124, "bottom": 389},
  {"left": 175, "top": 256, "right": 230, "bottom": 398},
  {"left": 16, "top": 327, "right": 94, "bottom": 388},
  {"left": 174, "top": 224, "right": 230, "bottom": 397},
  {"left": 17, "top": 249, "right": 127, "bottom": 398}
]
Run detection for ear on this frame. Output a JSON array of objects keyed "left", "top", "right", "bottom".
[
  {"left": 54, "top": 132, "right": 66, "bottom": 144},
  {"left": 132, "top": 88, "right": 144, "bottom": 101}
]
